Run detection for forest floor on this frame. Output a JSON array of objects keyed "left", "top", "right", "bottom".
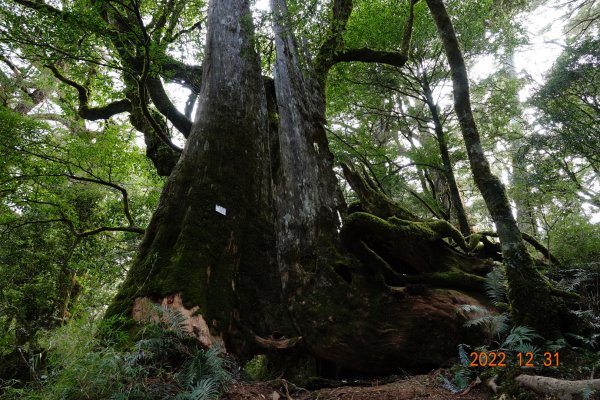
[{"left": 221, "top": 372, "right": 497, "bottom": 400}]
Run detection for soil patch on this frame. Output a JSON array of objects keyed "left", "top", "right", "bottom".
[{"left": 222, "top": 372, "right": 494, "bottom": 400}]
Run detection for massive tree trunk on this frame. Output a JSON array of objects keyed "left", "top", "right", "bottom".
[
  {"left": 424, "top": 0, "right": 563, "bottom": 337},
  {"left": 109, "top": 0, "right": 494, "bottom": 376},
  {"left": 106, "top": 0, "right": 292, "bottom": 356}
]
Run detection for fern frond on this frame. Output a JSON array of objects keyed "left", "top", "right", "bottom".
[
  {"left": 436, "top": 374, "right": 461, "bottom": 394},
  {"left": 512, "top": 342, "right": 540, "bottom": 355},
  {"left": 458, "top": 304, "right": 487, "bottom": 314},
  {"left": 582, "top": 387, "right": 596, "bottom": 400},
  {"left": 458, "top": 344, "right": 470, "bottom": 366},
  {"left": 145, "top": 303, "right": 189, "bottom": 339},
  {"left": 453, "top": 368, "right": 472, "bottom": 390},
  {"left": 501, "top": 326, "right": 542, "bottom": 351},
  {"left": 464, "top": 313, "right": 509, "bottom": 337},
  {"left": 545, "top": 338, "right": 568, "bottom": 352},
  {"left": 566, "top": 332, "right": 600, "bottom": 350},
  {"left": 485, "top": 267, "right": 507, "bottom": 305},
  {"left": 175, "top": 378, "right": 220, "bottom": 400}
]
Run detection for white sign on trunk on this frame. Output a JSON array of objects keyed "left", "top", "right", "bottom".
[{"left": 215, "top": 204, "right": 227, "bottom": 216}]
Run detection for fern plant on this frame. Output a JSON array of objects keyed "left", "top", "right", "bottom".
[
  {"left": 484, "top": 266, "right": 508, "bottom": 307},
  {"left": 442, "top": 266, "right": 549, "bottom": 393},
  {"left": 459, "top": 266, "right": 511, "bottom": 338},
  {"left": 174, "top": 378, "right": 220, "bottom": 400},
  {"left": 128, "top": 304, "right": 232, "bottom": 400},
  {"left": 499, "top": 326, "right": 542, "bottom": 353},
  {"left": 13, "top": 306, "right": 232, "bottom": 400}
]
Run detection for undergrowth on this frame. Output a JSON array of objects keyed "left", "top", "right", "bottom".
[
  {"left": 0, "top": 306, "right": 231, "bottom": 400},
  {"left": 438, "top": 264, "right": 600, "bottom": 398}
]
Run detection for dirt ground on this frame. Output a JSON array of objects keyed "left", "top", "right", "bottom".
[{"left": 221, "top": 372, "right": 495, "bottom": 400}]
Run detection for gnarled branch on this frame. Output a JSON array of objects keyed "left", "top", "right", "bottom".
[
  {"left": 146, "top": 76, "right": 192, "bottom": 137},
  {"left": 45, "top": 64, "right": 131, "bottom": 120},
  {"left": 315, "top": 0, "right": 416, "bottom": 85}
]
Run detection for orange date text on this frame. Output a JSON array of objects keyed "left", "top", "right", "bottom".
[{"left": 469, "top": 351, "right": 559, "bottom": 367}]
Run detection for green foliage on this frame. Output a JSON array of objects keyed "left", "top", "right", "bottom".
[
  {"left": 0, "top": 106, "right": 160, "bottom": 383},
  {"left": 484, "top": 266, "right": 508, "bottom": 306},
  {"left": 553, "top": 262, "right": 600, "bottom": 340},
  {"left": 500, "top": 326, "right": 542, "bottom": 353},
  {"left": 436, "top": 370, "right": 468, "bottom": 394},
  {"left": 1, "top": 307, "right": 231, "bottom": 400},
  {"left": 550, "top": 215, "right": 600, "bottom": 266},
  {"left": 529, "top": 37, "right": 600, "bottom": 210},
  {"left": 582, "top": 387, "right": 597, "bottom": 400},
  {"left": 460, "top": 266, "right": 510, "bottom": 336},
  {"left": 244, "top": 355, "right": 271, "bottom": 381},
  {"left": 462, "top": 305, "right": 510, "bottom": 338},
  {"left": 1, "top": 0, "right": 599, "bottom": 395},
  {"left": 557, "top": 265, "right": 600, "bottom": 307},
  {"left": 447, "top": 267, "right": 546, "bottom": 393}
]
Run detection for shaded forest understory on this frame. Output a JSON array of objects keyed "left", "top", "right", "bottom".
[{"left": 1, "top": 0, "right": 600, "bottom": 399}]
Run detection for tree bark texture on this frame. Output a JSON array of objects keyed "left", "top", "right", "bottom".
[
  {"left": 107, "top": 0, "right": 292, "bottom": 356},
  {"left": 268, "top": 0, "right": 492, "bottom": 373},
  {"left": 109, "top": 0, "right": 496, "bottom": 375},
  {"left": 425, "top": 0, "right": 563, "bottom": 336},
  {"left": 515, "top": 375, "right": 600, "bottom": 400}
]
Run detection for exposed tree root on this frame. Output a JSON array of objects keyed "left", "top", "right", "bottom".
[{"left": 515, "top": 374, "right": 600, "bottom": 400}]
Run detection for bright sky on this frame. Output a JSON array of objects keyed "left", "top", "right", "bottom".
[
  {"left": 514, "top": 3, "right": 567, "bottom": 98},
  {"left": 255, "top": 0, "right": 269, "bottom": 10},
  {"left": 516, "top": 8, "right": 565, "bottom": 73}
]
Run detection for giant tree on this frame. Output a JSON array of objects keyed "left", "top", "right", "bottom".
[{"left": 0, "top": 0, "right": 581, "bottom": 376}]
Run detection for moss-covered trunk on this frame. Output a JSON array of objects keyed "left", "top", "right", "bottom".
[
  {"left": 109, "top": 0, "right": 495, "bottom": 376},
  {"left": 106, "top": 0, "right": 292, "bottom": 356},
  {"left": 425, "top": 0, "right": 562, "bottom": 337},
  {"left": 265, "top": 0, "right": 492, "bottom": 373}
]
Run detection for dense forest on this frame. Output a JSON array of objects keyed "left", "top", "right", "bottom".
[{"left": 0, "top": 0, "right": 599, "bottom": 398}]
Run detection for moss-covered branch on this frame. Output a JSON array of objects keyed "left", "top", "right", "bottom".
[
  {"left": 342, "top": 163, "right": 417, "bottom": 220},
  {"left": 341, "top": 212, "right": 491, "bottom": 286}
]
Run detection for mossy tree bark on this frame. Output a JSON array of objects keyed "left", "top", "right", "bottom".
[
  {"left": 109, "top": 0, "right": 494, "bottom": 375},
  {"left": 425, "top": 0, "right": 563, "bottom": 337},
  {"left": 106, "top": 0, "right": 293, "bottom": 356}
]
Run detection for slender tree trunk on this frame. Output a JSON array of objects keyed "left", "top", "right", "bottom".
[
  {"left": 421, "top": 73, "right": 472, "bottom": 236},
  {"left": 503, "top": 53, "right": 539, "bottom": 235},
  {"left": 511, "top": 142, "right": 539, "bottom": 234},
  {"left": 425, "top": 0, "right": 562, "bottom": 336}
]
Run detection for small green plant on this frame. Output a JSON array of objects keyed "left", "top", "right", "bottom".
[
  {"left": 6, "top": 307, "right": 232, "bottom": 400},
  {"left": 459, "top": 266, "right": 511, "bottom": 338},
  {"left": 443, "top": 268, "right": 547, "bottom": 393},
  {"left": 244, "top": 354, "right": 271, "bottom": 381},
  {"left": 582, "top": 387, "right": 597, "bottom": 400}
]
